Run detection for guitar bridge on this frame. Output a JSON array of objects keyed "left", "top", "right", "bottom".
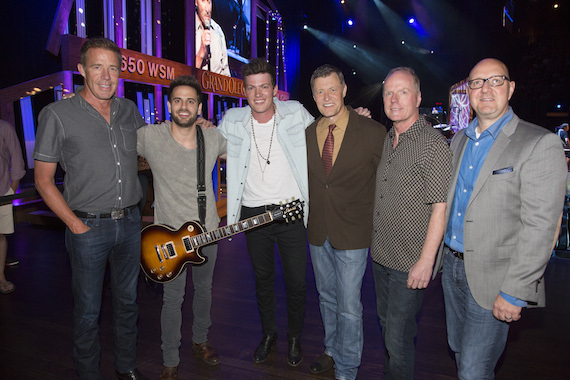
[{"left": 154, "top": 245, "right": 164, "bottom": 263}]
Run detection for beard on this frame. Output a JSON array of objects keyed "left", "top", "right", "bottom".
[{"left": 171, "top": 111, "right": 199, "bottom": 128}]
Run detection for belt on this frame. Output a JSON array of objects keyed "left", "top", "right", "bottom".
[
  {"left": 242, "top": 204, "right": 279, "bottom": 212},
  {"left": 445, "top": 244, "right": 464, "bottom": 260},
  {"left": 73, "top": 205, "right": 137, "bottom": 220}
]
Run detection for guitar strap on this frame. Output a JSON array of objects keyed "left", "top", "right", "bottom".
[{"left": 196, "top": 124, "right": 206, "bottom": 227}]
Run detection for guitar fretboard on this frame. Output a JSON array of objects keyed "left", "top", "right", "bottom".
[{"left": 187, "top": 212, "right": 276, "bottom": 248}]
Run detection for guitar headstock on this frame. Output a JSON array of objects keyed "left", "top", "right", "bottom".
[{"left": 270, "top": 198, "right": 304, "bottom": 223}]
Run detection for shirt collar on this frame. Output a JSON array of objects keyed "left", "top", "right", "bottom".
[
  {"left": 388, "top": 115, "right": 427, "bottom": 141},
  {"left": 465, "top": 107, "right": 514, "bottom": 141},
  {"left": 317, "top": 106, "right": 349, "bottom": 133}
]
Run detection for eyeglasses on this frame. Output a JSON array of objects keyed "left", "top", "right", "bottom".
[{"left": 467, "top": 75, "right": 510, "bottom": 90}]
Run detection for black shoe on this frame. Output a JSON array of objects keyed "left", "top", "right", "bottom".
[
  {"left": 116, "top": 368, "right": 149, "bottom": 380},
  {"left": 310, "top": 353, "right": 334, "bottom": 374},
  {"left": 253, "top": 333, "right": 277, "bottom": 364},
  {"left": 287, "top": 336, "right": 303, "bottom": 367}
]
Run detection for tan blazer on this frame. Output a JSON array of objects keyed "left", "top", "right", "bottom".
[
  {"left": 306, "top": 107, "right": 386, "bottom": 250},
  {"left": 434, "top": 114, "right": 567, "bottom": 310}
]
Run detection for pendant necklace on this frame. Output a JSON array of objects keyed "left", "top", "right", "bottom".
[{"left": 250, "top": 107, "right": 276, "bottom": 179}]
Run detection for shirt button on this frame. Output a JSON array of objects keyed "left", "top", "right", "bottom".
[
  {"left": 114, "top": 144, "right": 117, "bottom": 148},
  {"left": 463, "top": 189, "right": 467, "bottom": 193},
  {"left": 117, "top": 162, "right": 120, "bottom": 165},
  {"left": 475, "top": 142, "right": 479, "bottom": 146},
  {"left": 452, "top": 235, "right": 457, "bottom": 239},
  {"left": 469, "top": 165, "right": 473, "bottom": 169},
  {"left": 119, "top": 180, "right": 122, "bottom": 183},
  {"left": 457, "top": 213, "right": 461, "bottom": 216}
]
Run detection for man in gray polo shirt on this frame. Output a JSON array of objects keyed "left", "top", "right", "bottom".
[{"left": 34, "top": 37, "right": 148, "bottom": 380}]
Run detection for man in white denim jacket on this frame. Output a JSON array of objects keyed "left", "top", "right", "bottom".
[{"left": 217, "top": 58, "right": 312, "bottom": 368}]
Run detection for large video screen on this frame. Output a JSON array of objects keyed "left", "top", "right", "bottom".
[{"left": 195, "top": 0, "right": 251, "bottom": 77}]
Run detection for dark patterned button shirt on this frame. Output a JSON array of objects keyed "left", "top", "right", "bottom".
[{"left": 371, "top": 117, "right": 452, "bottom": 272}]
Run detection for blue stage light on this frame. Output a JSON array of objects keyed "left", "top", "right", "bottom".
[
  {"left": 347, "top": 19, "right": 354, "bottom": 26},
  {"left": 408, "top": 17, "right": 415, "bottom": 24}
]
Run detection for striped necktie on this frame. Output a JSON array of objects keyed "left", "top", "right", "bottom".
[{"left": 322, "top": 124, "right": 336, "bottom": 176}]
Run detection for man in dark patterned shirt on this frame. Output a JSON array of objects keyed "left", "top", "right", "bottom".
[{"left": 371, "top": 67, "right": 452, "bottom": 380}]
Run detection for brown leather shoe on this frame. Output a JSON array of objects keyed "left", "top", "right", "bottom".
[
  {"left": 193, "top": 341, "right": 221, "bottom": 365},
  {"left": 159, "top": 366, "right": 178, "bottom": 380},
  {"left": 310, "top": 353, "right": 334, "bottom": 374}
]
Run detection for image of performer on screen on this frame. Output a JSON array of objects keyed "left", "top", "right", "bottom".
[{"left": 196, "top": 0, "right": 231, "bottom": 76}]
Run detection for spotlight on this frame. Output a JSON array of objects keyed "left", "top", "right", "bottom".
[
  {"left": 554, "top": 3, "right": 559, "bottom": 9},
  {"left": 347, "top": 19, "right": 354, "bottom": 26},
  {"left": 557, "top": 104, "right": 562, "bottom": 109},
  {"left": 353, "top": 44, "right": 357, "bottom": 48},
  {"left": 341, "top": 0, "right": 345, "bottom": 3},
  {"left": 408, "top": 17, "right": 415, "bottom": 24},
  {"left": 303, "top": 24, "right": 308, "bottom": 30},
  {"left": 431, "top": 50, "right": 434, "bottom": 54},
  {"left": 352, "top": 69, "right": 357, "bottom": 75},
  {"left": 401, "top": 40, "right": 405, "bottom": 45}
]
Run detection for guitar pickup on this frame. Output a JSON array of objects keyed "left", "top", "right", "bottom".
[
  {"left": 183, "top": 236, "right": 192, "bottom": 251},
  {"left": 164, "top": 242, "right": 176, "bottom": 258}
]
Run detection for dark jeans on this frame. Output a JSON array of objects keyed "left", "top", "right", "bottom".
[
  {"left": 241, "top": 205, "right": 307, "bottom": 338},
  {"left": 373, "top": 262, "right": 425, "bottom": 380},
  {"left": 65, "top": 208, "right": 141, "bottom": 379}
]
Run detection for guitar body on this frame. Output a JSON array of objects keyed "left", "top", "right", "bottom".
[
  {"left": 140, "top": 221, "right": 207, "bottom": 283},
  {"left": 139, "top": 198, "right": 304, "bottom": 283}
]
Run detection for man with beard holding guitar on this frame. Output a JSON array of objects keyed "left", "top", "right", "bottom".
[{"left": 137, "top": 75, "right": 226, "bottom": 379}]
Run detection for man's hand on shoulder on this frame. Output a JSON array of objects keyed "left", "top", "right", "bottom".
[
  {"left": 493, "top": 294, "right": 522, "bottom": 323},
  {"left": 354, "top": 106, "right": 372, "bottom": 119},
  {"left": 198, "top": 117, "right": 215, "bottom": 129}
]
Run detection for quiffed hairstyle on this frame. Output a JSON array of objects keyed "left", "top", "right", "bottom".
[
  {"left": 80, "top": 37, "right": 122, "bottom": 66},
  {"left": 241, "top": 58, "right": 277, "bottom": 88},
  {"left": 310, "top": 64, "right": 345, "bottom": 93},
  {"left": 383, "top": 67, "right": 421, "bottom": 94},
  {"left": 168, "top": 75, "right": 203, "bottom": 104}
]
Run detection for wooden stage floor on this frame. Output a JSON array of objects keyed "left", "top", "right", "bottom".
[{"left": 1, "top": 222, "right": 569, "bottom": 379}]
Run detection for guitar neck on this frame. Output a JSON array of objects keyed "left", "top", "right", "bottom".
[{"left": 190, "top": 211, "right": 274, "bottom": 248}]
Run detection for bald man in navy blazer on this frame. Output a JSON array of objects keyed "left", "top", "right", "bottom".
[{"left": 436, "top": 58, "right": 566, "bottom": 380}]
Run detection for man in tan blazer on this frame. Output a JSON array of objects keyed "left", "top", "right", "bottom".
[
  {"left": 436, "top": 58, "right": 567, "bottom": 379},
  {"left": 306, "top": 64, "right": 386, "bottom": 380}
]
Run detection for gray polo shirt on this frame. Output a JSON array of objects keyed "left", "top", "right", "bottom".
[{"left": 33, "top": 89, "right": 146, "bottom": 213}]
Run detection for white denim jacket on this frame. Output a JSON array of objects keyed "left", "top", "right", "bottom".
[{"left": 217, "top": 98, "right": 313, "bottom": 225}]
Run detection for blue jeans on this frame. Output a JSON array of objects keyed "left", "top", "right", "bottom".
[
  {"left": 442, "top": 250, "right": 510, "bottom": 380},
  {"left": 161, "top": 244, "right": 217, "bottom": 367},
  {"left": 65, "top": 208, "right": 141, "bottom": 379},
  {"left": 373, "top": 263, "right": 425, "bottom": 380},
  {"left": 310, "top": 238, "right": 368, "bottom": 380}
]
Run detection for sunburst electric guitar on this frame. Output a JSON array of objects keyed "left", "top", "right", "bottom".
[{"left": 140, "top": 199, "right": 304, "bottom": 283}]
